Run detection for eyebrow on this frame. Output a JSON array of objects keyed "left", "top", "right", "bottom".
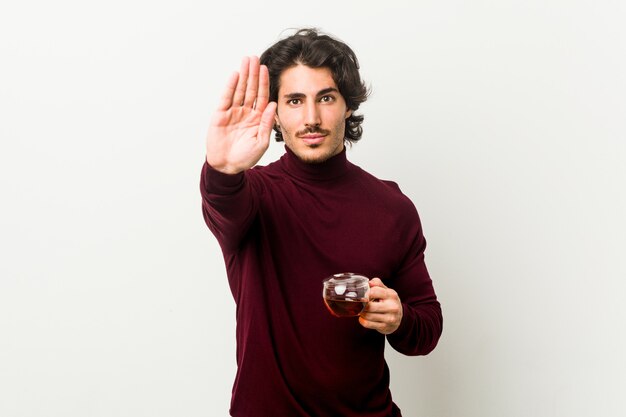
[{"left": 282, "top": 87, "right": 339, "bottom": 100}]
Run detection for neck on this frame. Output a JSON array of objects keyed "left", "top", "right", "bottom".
[{"left": 280, "top": 145, "right": 351, "bottom": 181}]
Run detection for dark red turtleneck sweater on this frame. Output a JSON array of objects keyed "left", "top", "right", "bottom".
[{"left": 200, "top": 147, "right": 442, "bottom": 417}]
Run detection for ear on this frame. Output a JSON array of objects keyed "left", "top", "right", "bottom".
[
  {"left": 345, "top": 109, "right": 353, "bottom": 119},
  {"left": 274, "top": 114, "right": 281, "bottom": 130}
]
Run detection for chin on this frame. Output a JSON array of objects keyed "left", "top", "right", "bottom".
[{"left": 296, "top": 147, "right": 332, "bottom": 164}]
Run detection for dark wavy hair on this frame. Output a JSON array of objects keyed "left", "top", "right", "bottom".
[{"left": 260, "top": 28, "right": 370, "bottom": 143}]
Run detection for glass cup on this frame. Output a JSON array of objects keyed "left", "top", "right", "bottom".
[{"left": 322, "top": 273, "right": 370, "bottom": 317}]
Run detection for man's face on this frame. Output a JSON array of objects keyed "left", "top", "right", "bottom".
[{"left": 275, "top": 64, "right": 352, "bottom": 164}]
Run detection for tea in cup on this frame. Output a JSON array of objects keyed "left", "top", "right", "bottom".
[{"left": 322, "top": 273, "right": 370, "bottom": 317}]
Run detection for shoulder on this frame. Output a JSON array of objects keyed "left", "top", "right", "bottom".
[
  {"left": 242, "top": 159, "right": 289, "bottom": 193},
  {"left": 248, "top": 157, "right": 285, "bottom": 177},
  {"left": 353, "top": 165, "right": 411, "bottom": 198},
  {"left": 351, "top": 165, "right": 420, "bottom": 216}
]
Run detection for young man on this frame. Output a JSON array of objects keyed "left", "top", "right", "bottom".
[{"left": 200, "top": 29, "right": 442, "bottom": 417}]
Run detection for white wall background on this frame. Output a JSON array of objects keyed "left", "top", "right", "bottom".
[{"left": 1, "top": 1, "right": 625, "bottom": 416}]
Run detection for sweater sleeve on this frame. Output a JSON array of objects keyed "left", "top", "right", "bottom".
[
  {"left": 386, "top": 214, "right": 443, "bottom": 356},
  {"left": 199, "top": 161, "right": 260, "bottom": 253}
]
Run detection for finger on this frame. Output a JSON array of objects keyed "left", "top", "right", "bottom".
[
  {"left": 367, "top": 286, "right": 390, "bottom": 301},
  {"left": 361, "top": 307, "right": 402, "bottom": 325},
  {"left": 363, "top": 299, "right": 383, "bottom": 313},
  {"left": 243, "top": 56, "right": 260, "bottom": 108},
  {"left": 257, "top": 102, "right": 277, "bottom": 144},
  {"left": 232, "top": 57, "right": 250, "bottom": 107},
  {"left": 363, "top": 298, "right": 395, "bottom": 314},
  {"left": 359, "top": 316, "right": 376, "bottom": 328},
  {"left": 358, "top": 316, "right": 389, "bottom": 332},
  {"left": 360, "top": 310, "right": 388, "bottom": 321},
  {"left": 360, "top": 315, "right": 399, "bottom": 335},
  {"left": 216, "top": 71, "right": 239, "bottom": 111},
  {"left": 369, "top": 277, "right": 386, "bottom": 288},
  {"left": 255, "top": 64, "right": 270, "bottom": 110}
]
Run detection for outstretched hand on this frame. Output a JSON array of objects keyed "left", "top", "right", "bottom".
[
  {"left": 359, "top": 278, "right": 403, "bottom": 335},
  {"left": 206, "top": 56, "right": 277, "bottom": 174}
]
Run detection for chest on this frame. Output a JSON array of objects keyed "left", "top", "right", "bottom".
[{"left": 257, "top": 179, "right": 406, "bottom": 279}]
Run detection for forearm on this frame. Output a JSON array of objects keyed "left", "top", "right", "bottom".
[
  {"left": 385, "top": 223, "right": 443, "bottom": 355},
  {"left": 386, "top": 299, "right": 443, "bottom": 356},
  {"left": 200, "top": 161, "right": 259, "bottom": 252}
]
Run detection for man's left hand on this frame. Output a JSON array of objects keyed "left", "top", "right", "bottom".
[{"left": 359, "top": 278, "right": 403, "bottom": 335}]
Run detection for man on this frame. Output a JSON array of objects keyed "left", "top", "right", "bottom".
[{"left": 200, "top": 29, "right": 442, "bottom": 417}]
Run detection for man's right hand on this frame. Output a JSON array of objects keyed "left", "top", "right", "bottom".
[{"left": 205, "top": 56, "right": 277, "bottom": 174}]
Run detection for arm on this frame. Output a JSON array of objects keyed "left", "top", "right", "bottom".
[
  {"left": 200, "top": 57, "right": 277, "bottom": 251},
  {"left": 359, "top": 222, "right": 443, "bottom": 356},
  {"left": 200, "top": 163, "right": 257, "bottom": 252}
]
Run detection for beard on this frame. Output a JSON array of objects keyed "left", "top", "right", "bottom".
[{"left": 279, "top": 122, "right": 346, "bottom": 164}]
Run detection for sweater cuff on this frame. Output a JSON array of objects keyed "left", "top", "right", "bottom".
[
  {"left": 201, "top": 161, "right": 245, "bottom": 195},
  {"left": 387, "top": 303, "right": 412, "bottom": 341}
]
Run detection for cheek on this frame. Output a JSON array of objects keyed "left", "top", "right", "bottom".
[
  {"left": 334, "top": 113, "right": 348, "bottom": 132},
  {"left": 322, "top": 109, "right": 345, "bottom": 128},
  {"left": 276, "top": 109, "right": 299, "bottom": 130}
]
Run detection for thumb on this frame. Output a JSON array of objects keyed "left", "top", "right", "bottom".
[
  {"left": 369, "top": 277, "right": 387, "bottom": 288},
  {"left": 257, "top": 102, "right": 277, "bottom": 144}
]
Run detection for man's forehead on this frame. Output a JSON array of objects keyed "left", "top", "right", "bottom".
[{"left": 277, "top": 65, "right": 338, "bottom": 95}]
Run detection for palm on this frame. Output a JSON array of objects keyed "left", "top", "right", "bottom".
[
  {"left": 208, "top": 106, "right": 265, "bottom": 167},
  {"left": 206, "top": 57, "right": 277, "bottom": 174}
]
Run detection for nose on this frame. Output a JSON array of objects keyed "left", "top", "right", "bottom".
[{"left": 304, "top": 102, "right": 321, "bottom": 127}]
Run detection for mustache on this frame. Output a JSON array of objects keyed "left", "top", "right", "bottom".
[{"left": 296, "top": 126, "right": 330, "bottom": 137}]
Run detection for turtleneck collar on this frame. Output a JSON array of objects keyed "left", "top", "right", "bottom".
[{"left": 279, "top": 145, "right": 352, "bottom": 181}]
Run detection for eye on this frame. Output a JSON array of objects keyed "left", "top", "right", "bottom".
[
  {"left": 287, "top": 98, "right": 302, "bottom": 105},
  {"left": 320, "top": 95, "right": 335, "bottom": 103}
]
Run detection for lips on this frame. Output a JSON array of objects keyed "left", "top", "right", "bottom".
[{"left": 300, "top": 134, "right": 326, "bottom": 145}]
